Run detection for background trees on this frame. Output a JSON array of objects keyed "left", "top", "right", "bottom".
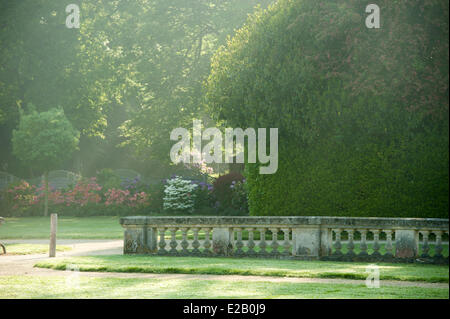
[
  {"left": 1, "top": 0, "right": 447, "bottom": 218},
  {"left": 206, "top": 0, "right": 449, "bottom": 217},
  {"left": 12, "top": 106, "right": 79, "bottom": 215},
  {"left": 0, "top": 0, "right": 272, "bottom": 177}
]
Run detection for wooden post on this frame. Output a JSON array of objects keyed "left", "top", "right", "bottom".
[
  {"left": 44, "top": 172, "right": 49, "bottom": 217},
  {"left": 49, "top": 213, "right": 57, "bottom": 257}
]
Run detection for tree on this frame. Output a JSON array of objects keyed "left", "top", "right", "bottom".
[
  {"left": 206, "top": 0, "right": 449, "bottom": 218},
  {"left": 0, "top": 1, "right": 107, "bottom": 176},
  {"left": 12, "top": 106, "right": 80, "bottom": 216},
  {"left": 0, "top": 0, "right": 274, "bottom": 177}
]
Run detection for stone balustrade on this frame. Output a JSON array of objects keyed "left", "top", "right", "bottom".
[{"left": 120, "top": 216, "right": 449, "bottom": 263}]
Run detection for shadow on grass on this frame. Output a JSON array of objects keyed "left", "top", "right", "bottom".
[{"left": 34, "top": 254, "right": 450, "bottom": 283}]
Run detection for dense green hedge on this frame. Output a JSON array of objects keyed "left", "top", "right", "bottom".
[
  {"left": 245, "top": 124, "right": 448, "bottom": 218},
  {"left": 207, "top": 0, "right": 449, "bottom": 218}
]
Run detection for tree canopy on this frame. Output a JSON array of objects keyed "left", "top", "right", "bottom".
[
  {"left": 12, "top": 106, "right": 79, "bottom": 172},
  {"left": 0, "top": 0, "right": 272, "bottom": 176}
]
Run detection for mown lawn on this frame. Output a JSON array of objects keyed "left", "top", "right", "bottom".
[
  {"left": 0, "top": 275, "right": 447, "bottom": 299},
  {"left": 4, "top": 243, "right": 72, "bottom": 255},
  {"left": 0, "top": 217, "right": 122, "bottom": 239},
  {"left": 35, "top": 255, "right": 449, "bottom": 283}
]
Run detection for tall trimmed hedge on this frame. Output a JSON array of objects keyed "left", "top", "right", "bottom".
[{"left": 207, "top": 0, "right": 449, "bottom": 218}]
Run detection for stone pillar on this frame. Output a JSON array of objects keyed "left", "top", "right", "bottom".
[
  {"left": 292, "top": 227, "right": 321, "bottom": 258},
  {"left": 319, "top": 227, "right": 332, "bottom": 257},
  {"left": 395, "top": 229, "right": 418, "bottom": 258},
  {"left": 123, "top": 226, "right": 157, "bottom": 254},
  {"left": 212, "top": 227, "right": 232, "bottom": 256}
]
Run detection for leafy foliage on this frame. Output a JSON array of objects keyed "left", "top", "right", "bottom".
[
  {"left": 207, "top": 0, "right": 449, "bottom": 218},
  {"left": 12, "top": 107, "right": 79, "bottom": 172},
  {"left": 230, "top": 180, "right": 249, "bottom": 214},
  {"left": 211, "top": 172, "right": 245, "bottom": 209},
  {"left": 0, "top": 181, "right": 37, "bottom": 216},
  {"left": 95, "top": 168, "right": 123, "bottom": 191},
  {"left": 0, "top": 0, "right": 273, "bottom": 176}
]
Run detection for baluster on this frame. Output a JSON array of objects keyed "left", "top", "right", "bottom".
[
  {"left": 233, "top": 228, "right": 237, "bottom": 247},
  {"left": 435, "top": 231, "right": 443, "bottom": 258},
  {"left": 282, "top": 228, "right": 291, "bottom": 255},
  {"left": 169, "top": 227, "right": 178, "bottom": 254},
  {"left": 420, "top": 231, "right": 430, "bottom": 258},
  {"left": 346, "top": 229, "right": 355, "bottom": 256},
  {"left": 372, "top": 229, "right": 380, "bottom": 256},
  {"left": 181, "top": 227, "right": 189, "bottom": 254},
  {"left": 158, "top": 227, "right": 167, "bottom": 254},
  {"left": 247, "top": 228, "right": 256, "bottom": 255},
  {"left": 270, "top": 228, "right": 279, "bottom": 255},
  {"left": 258, "top": 228, "right": 267, "bottom": 254},
  {"left": 192, "top": 228, "right": 200, "bottom": 254},
  {"left": 359, "top": 229, "right": 368, "bottom": 256},
  {"left": 334, "top": 229, "right": 342, "bottom": 255},
  {"left": 203, "top": 227, "right": 212, "bottom": 255},
  {"left": 234, "top": 228, "right": 244, "bottom": 255},
  {"left": 385, "top": 230, "right": 393, "bottom": 256}
]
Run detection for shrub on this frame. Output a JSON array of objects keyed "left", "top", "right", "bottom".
[
  {"left": 1, "top": 176, "right": 153, "bottom": 217},
  {"left": 190, "top": 180, "right": 214, "bottom": 209},
  {"left": 245, "top": 131, "right": 448, "bottom": 218},
  {"left": 96, "top": 168, "right": 122, "bottom": 190},
  {"left": 1, "top": 180, "right": 37, "bottom": 216},
  {"left": 163, "top": 176, "right": 198, "bottom": 213},
  {"left": 145, "top": 182, "right": 165, "bottom": 213},
  {"left": 61, "top": 178, "right": 102, "bottom": 207},
  {"left": 211, "top": 172, "right": 245, "bottom": 209}
]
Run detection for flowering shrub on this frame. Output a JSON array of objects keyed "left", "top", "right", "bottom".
[
  {"left": 191, "top": 180, "right": 214, "bottom": 209},
  {"left": 184, "top": 149, "right": 214, "bottom": 175},
  {"left": 163, "top": 176, "right": 198, "bottom": 213},
  {"left": 2, "top": 181, "right": 37, "bottom": 215},
  {"left": 211, "top": 172, "right": 245, "bottom": 208},
  {"left": 104, "top": 188, "right": 149, "bottom": 207},
  {"left": 121, "top": 176, "right": 148, "bottom": 194},
  {"left": 0, "top": 174, "right": 249, "bottom": 216},
  {"left": 60, "top": 178, "right": 102, "bottom": 207},
  {"left": 1, "top": 177, "right": 151, "bottom": 216}
]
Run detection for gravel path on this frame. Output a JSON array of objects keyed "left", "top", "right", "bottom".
[{"left": 0, "top": 239, "right": 448, "bottom": 289}]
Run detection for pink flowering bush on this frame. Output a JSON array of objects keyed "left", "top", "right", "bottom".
[
  {"left": 1, "top": 177, "right": 151, "bottom": 216},
  {"left": 104, "top": 188, "right": 149, "bottom": 207},
  {"left": 1, "top": 181, "right": 37, "bottom": 215},
  {"left": 63, "top": 178, "right": 102, "bottom": 207}
]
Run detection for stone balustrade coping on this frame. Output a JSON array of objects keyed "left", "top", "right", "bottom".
[{"left": 120, "top": 216, "right": 448, "bottom": 230}]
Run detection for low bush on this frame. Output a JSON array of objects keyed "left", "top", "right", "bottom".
[
  {"left": 211, "top": 172, "right": 244, "bottom": 207},
  {"left": 163, "top": 176, "right": 198, "bottom": 213},
  {"left": 0, "top": 177, "right": 152, "bottom": 217},
  {"left": 0, "top": 172, "right": 251, "bottom": 217}
]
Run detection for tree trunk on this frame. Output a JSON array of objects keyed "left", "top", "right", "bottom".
[{"left": 44, "top": 171, "right": 49, "bottom": 217}]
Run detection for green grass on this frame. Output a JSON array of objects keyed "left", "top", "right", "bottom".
[
  {"left": 4, "top": 243, "right": 72, "bottom": 255},
  {"left": 35, "top": 255, "right": 449, "bottom": 283},
  {"left": 0, "top": 217, "right": 122, "bottom": 239},
  {"left": 0, "top": 275, "right": 447, "bottom": 299}
]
